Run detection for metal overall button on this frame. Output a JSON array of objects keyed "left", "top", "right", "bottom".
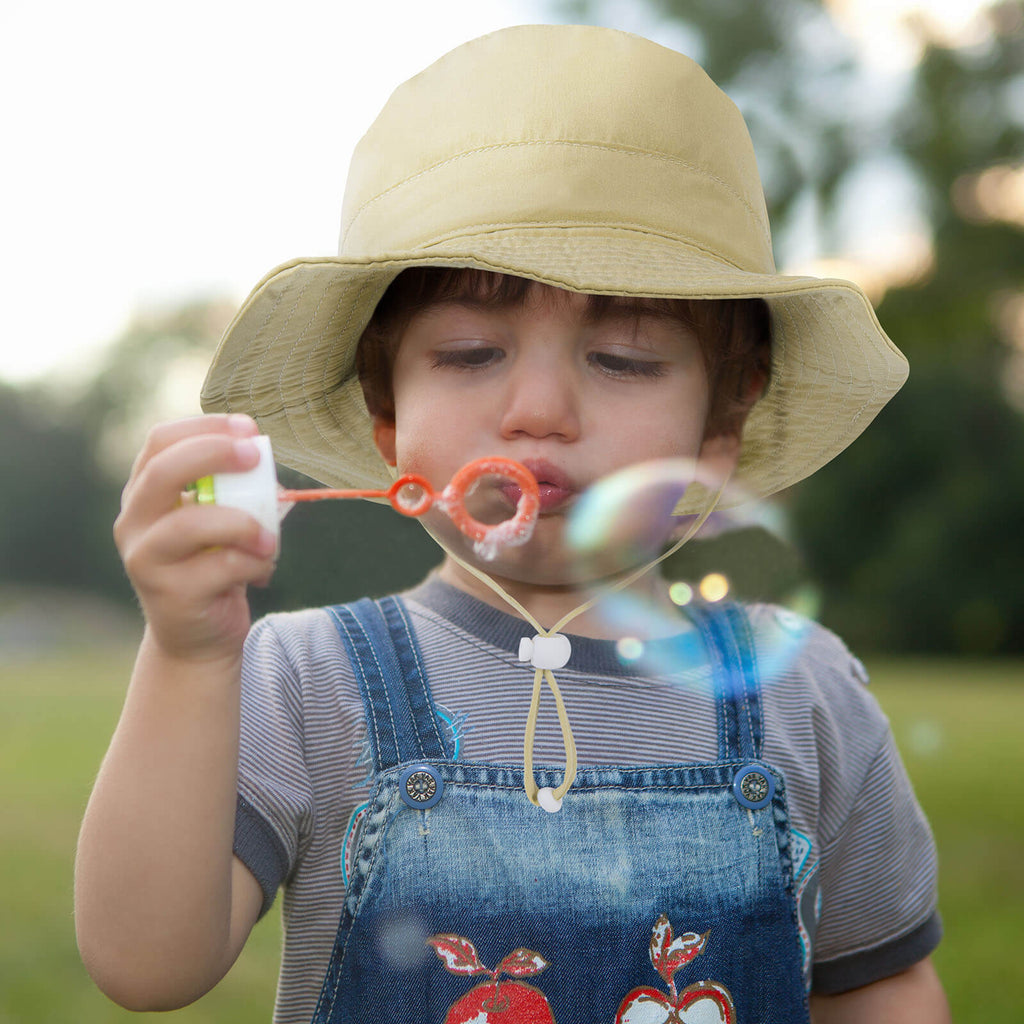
[
  {"left": 732, "top": 763, "right": 775, "bottom": 810},
  {"left": 399, "top": 764, "right": 444, "bottom": 810}
]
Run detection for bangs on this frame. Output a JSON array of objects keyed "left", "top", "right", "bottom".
[
  {"left": 369, "top": 267, "right": 702, "bottom": 331},
  {"left": 357, "top": 267, "right": 771, "bottom": 434}
]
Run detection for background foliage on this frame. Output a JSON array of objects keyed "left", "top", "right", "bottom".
[
  {"left": 1, "top": 1, "right": 1022, "bottom": 654},
  {"left": 559, "top": 0, "right": 1024, "bottom": 655}
]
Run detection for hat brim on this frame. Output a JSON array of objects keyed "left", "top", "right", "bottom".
[{"left": 201, "top": 227, "right": 907, "bottom": 514}]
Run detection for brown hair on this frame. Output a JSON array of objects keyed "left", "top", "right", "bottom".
[{"left": 356, "top": 268, "right": 771, "bottom": 437}]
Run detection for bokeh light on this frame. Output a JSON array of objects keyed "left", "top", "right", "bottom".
[
  {"left": 616, "top": 637, "right": 645, "bottom": 663},
  {"left": 699, "top": 573, "right": 730, "bottom": 603}
]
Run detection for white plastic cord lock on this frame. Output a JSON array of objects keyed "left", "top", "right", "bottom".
[
  {"left": 537, "top": 787, "right": 563, "bottom": 813},
  {"left": 518, "top": 633, "right": 572, "bottom": 670}
]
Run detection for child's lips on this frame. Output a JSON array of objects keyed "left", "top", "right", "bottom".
[{"left": 502, "top": 460, "right": 576, "bottom": 514}]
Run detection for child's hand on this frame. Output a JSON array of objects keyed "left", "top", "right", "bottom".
[{"left": 114, "top": 414, "right": 278, "bottom": 666}]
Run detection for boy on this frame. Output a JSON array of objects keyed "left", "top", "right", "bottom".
[{"left": 75, "top": 25, "right": 949, "bottom": 1023}]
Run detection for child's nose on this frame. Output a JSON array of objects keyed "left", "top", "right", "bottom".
[{"left": 498, "top": 359, "right": 581, "bottom": 442}]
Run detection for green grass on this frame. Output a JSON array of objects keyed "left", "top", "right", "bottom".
[
  {"left": 868, "top": 660, "right": 1024, "bottom": 1019},
  {"left": 0, "top": 648, "right": 280, "bottom": 1024},
  {"left": 1, "top": 650, "right": 1021, "bottom": 1022}
]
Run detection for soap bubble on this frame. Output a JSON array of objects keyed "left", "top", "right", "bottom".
[
  {"left": 565, "top": 457, "right": 819, "bottom": 688},
  {"left": 907, "top": 719, "right": 944, "bottom": 756},
  {"left": 566, "top": 458, "right": 736, "bottom": 577}
]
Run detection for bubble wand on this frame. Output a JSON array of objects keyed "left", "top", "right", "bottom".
[{"left": 189, "top": 436, "right": 540, "bottom": 559}]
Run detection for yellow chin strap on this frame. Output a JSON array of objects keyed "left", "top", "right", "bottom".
[{"left": 426, "top": 477, "right": 729, "bottom": 811}]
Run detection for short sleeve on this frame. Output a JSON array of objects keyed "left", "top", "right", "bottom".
[
  {"left": 233, "top": 616, "right": 316, "bottom": 917},
  {"left": 812, "top": 725, "right": 942, "bottom": 992}
]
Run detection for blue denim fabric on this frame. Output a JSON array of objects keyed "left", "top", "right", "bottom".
[{"left": 314, "top": 597, "right": 809, "bottom": 1023}]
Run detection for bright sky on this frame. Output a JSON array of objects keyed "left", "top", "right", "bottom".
[
  {"left": 0, "top": 0, "right": 549, "bottom": 386},
  {"left": 0, "top": 0, "right": 996, "bottom": 387}
]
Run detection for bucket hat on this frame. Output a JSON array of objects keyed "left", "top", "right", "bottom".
[{"left": 201, "top": 24, "right": 907, "bottom": 513}]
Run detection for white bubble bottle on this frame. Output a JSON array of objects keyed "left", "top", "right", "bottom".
[{"left": 189, "top": 435, "right": 282, "bottom": 542}]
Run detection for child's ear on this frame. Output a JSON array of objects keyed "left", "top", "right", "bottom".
[
  {"left": 698, "top": 365, "right": 766, "bottom": 478},
  {"left": 697, "top": 429, "right": 742, "bottom": 481},
  {"left": 372, "top": 416, "right": 398, "bottom": 467}
]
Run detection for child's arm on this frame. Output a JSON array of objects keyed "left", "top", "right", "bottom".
[
  {"left": 809, "top": 956, "right": 951, "bottom": 1023},
  {"left": 75, "top": 415, "right": 277, "bottom": 1010}
]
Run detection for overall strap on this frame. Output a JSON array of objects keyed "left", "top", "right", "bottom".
[
  {"left": 684, "top": 602, "right": 764, "bottom": 761},
  {"left": 327, "top": 596, "right": 450, "bottom": 772}
]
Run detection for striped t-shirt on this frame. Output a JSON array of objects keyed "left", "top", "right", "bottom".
[{"left": 234, "top": 576, "right": 941, "bottom": 1023}]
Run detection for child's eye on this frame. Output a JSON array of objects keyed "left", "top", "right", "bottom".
[
  {"left": 589, "top": 352, "right": 667, "bottom": 378},
  {"left": 430, "top": 347, "right": 504, "bottom": 370}
]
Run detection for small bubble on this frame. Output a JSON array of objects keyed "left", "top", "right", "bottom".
[
  {"left": 668, "top": 581, "right": 694, "bottom": 606},
  {"left": 907, "top": 719, "right": 944, "bottom": 757},
  {"left": 616, "top": 637, "right": 645, "bottom": 662},
  {"left": 774, "top": 608, "right": 804, "bottom": 635},
  {"left": 699, "top": 573, "right": 730, "bottom": 603},
  {"left": 395, "top": 481, "right": 430, "bottom": 514}
]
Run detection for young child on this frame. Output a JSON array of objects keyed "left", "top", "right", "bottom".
[{"left": 75, "top": 24, "right": 950, "bottom": 1023}]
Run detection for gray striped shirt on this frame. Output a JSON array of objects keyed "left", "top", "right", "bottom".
[{"left": 235, "top": 576, "right": 940, "bottom": 1022}]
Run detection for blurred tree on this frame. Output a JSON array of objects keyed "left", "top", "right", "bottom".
[
  {"left": 559, "top": 0, "right": 1024, "bottom": 652},
  {"left": 0, "top": 297, "right": 439, "bottom": 613},
  {"left": 794, "top": 6, "right": 1024, "bottom": 653},
  {"left": 5, "top": 3, "right": 1022, "bottom": 650},
  {"left": 0, "top": 381, "right": 126, "bottom": 599}
]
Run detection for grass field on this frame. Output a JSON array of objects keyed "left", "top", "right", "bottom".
[{"left": 1, "top": 648, "right": 1021, "bottom": 1022}]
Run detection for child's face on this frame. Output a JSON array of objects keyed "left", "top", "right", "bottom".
[{"left": 372, "top": 282, "right": 724, "bottom": 586}]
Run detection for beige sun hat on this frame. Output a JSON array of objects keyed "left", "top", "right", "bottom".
[{"left": 201, "top": 23, "right": 907, "bottom": 513}]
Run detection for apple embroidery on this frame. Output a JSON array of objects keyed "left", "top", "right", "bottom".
[
  {"left": 615, "top": 916, "right": 736, "bottom": 1024},
  {"left": 427, "top": 933, "right": 556, "bottom": 1024}
]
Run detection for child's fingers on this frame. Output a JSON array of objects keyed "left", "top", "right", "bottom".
[
  {"left": 164, "top": 542, "right": 277, "bottom": 600},
  {"left": 137, "top": 543, "right": 275, "bottom": 660},
  {"left": 118, "top": 431, "right": 264, "bottom": 538},
  {"left": 124, "top": 414, "right": 259, "bottom": 492},
  {"left": 120, "top": 504, "right": 276, "bottom": 584}
]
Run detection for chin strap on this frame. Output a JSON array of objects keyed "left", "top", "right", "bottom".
[{"left": 426, "top": 479, "right": 728, "bottom": 811}]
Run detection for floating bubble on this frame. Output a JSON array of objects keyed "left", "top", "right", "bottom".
[
  {"left": 699, "top": 573, "right": 730, "bottom": 603},
  {"left": 907, "top": 719, "right": 944, "bottom": 757},
  {"left": 751, "top": 606, "right": 817, "bottom": 688},
  {"left": 565, "top": 458, "right": 819, "bottom": 689},
  {"left": 566, "top": 458, "right": 743, "bottom": 580},
  {"left": 616, "top": 637, "right": 646, "bottom": 663},
  {"left": 593, "top": 590, "right": 709, "bottom": 679}
]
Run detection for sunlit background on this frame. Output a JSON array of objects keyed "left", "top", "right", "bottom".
[
  {"left": 2, "top": 3, "right": 1023, "bottom": 1022},
  {"left": 2, "top": 0, "right": 1017, "bottom": 384}
]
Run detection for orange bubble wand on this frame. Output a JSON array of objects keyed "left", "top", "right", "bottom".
[{"left": 192, "top": 441, "right": 540, "bottom": 558}]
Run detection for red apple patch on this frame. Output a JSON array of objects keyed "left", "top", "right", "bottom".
[
  {"left": 615, "top": 916, "right": 735, "bottom": 1024},
  {"left": 427, "top": 933, "right": 556, "bottom": 1024}
]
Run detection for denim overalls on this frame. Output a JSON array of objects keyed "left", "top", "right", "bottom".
[{"left": 313, "top": 596, "right": 809, "bottom": 1023}]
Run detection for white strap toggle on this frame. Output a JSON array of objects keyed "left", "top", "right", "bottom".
[
  {"left": 518, "top": 633, "right": 572, "bottom": 670},
  {"left": 537, "top": 786, "right": 563, "bottom": 813}
]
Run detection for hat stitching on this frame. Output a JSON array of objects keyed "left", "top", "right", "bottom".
[
  {"left": 216, "top": 276, "right": 293, "bottom": 398},
  {"left": 342, "top": 139, "right": 769, "bottom": 246},
  {"left": 305, "top": 277, "right": 380, "bottom": 454},
  {"left": 295, "top": 277, "right": 348, "bottom": 427},
  {"left": 418, "top": 220, "right": 768, "bottom": 276},
  {"left": 246, "top": 274, "right": 319, "bottom": 415},
  {"left": 775, "top": 296, "right": 861, "bottom": 472}
]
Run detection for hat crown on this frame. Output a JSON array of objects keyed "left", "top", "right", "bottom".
[{"left": 340, "top": 24, "right": 774, "bottom": 277}]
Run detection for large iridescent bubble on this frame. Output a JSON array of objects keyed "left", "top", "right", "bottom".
[{"left": 565, "top": 457, "right": 820, "bottom": 687}]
